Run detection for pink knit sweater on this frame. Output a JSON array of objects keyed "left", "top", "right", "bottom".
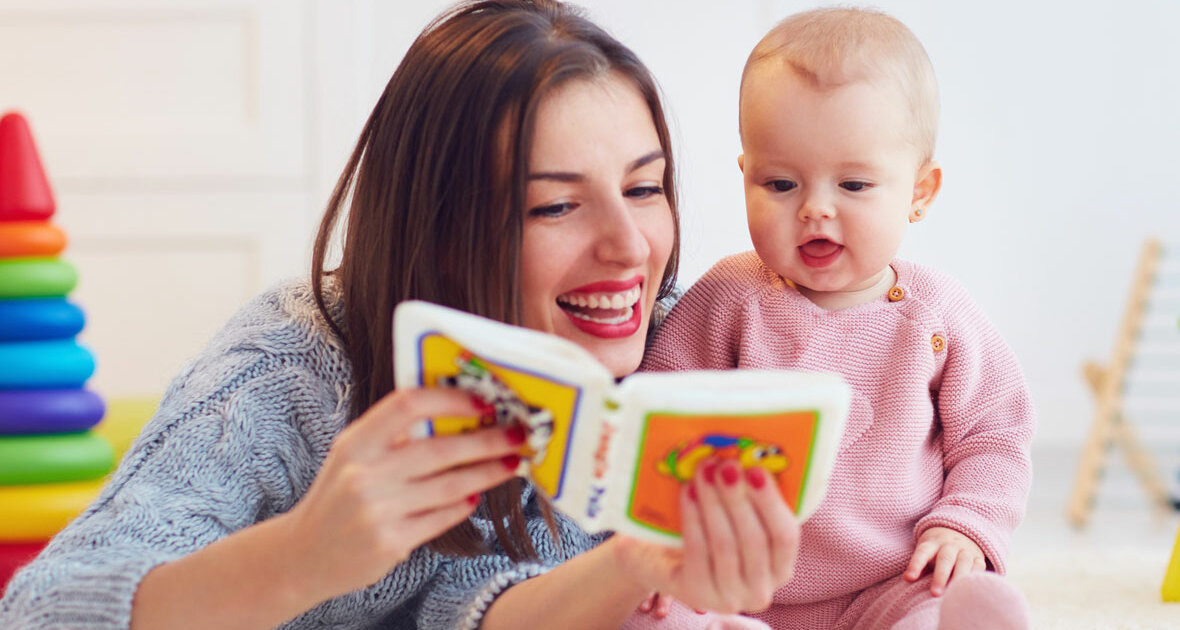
[{"left": 641, "top": 252, "right": 1034, "bottom": 606}]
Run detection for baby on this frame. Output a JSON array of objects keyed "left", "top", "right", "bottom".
[{"left": 642, "top": 8, "right": 1035, "bottom": 629}]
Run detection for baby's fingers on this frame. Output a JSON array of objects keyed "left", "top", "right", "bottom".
[
  {"left": 951, "top": 553, "right": 986, "bottom": 586},
  {"left": 930, "top": 547, "right": 960, "bottom": 596},
  {"left": 653, "top": 593, "right": 674, "bottom": 618},
  {"left": 904, "top": 541, "right": 937, "bottom": 581}
]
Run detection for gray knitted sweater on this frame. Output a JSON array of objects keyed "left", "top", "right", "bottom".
[{"left": 0, "top": 279, "right": 603, "bottom": 629}]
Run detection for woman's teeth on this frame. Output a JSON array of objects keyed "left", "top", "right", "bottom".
[
  {"left": 556, "top": 286, "right": 641, "bottom": 324},
  {"left": 567, "top": 306, "right": 634, "bottom": 325},
  {"left": 556, "top": 286, "right": 641, "bottom": 310}
]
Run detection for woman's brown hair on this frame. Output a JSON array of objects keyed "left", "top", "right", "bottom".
[{"left": 311, "top": 0, "right": 679, "bottom": 561}]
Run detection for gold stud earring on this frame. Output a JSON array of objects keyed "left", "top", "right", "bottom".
[{"left": 909, "top": 208, "right": 924, "bottom": 223}]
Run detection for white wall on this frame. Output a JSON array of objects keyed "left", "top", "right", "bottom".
[
  {"left": 343, "top": 0, "right": 1180, "bottom": 448},
  {"left": 4, "top": 0, "right": 1178, "bottom": 448}
]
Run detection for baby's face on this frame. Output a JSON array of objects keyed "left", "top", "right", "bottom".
[{"left": 739, "top": 65, "right": 934, "bottom": 298}]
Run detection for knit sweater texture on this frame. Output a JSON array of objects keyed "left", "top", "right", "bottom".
[
  {"left": 641, "top": 252, "right": 1035, "bottom": 618},
  {"left": 0, "top": 278, "right": 603, "bottom": 630}
]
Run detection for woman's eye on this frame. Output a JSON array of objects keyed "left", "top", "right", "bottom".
[
  {"left": 769, "top": 180, "right": 796, "bottom": 192},
  {"left": 625, "top": 185, "right": 664, "bottom": 199},
  {"left": 840, "top": 181, "right": 870, "bottom": 192},
  {"left": 528, "top": 202, "right": 576, "bottom": 218}
]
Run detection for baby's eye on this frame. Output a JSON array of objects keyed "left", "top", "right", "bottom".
[
  {"left": 625, "top": 185, "right": 664, "bottom": 200},
  {"left": 528, "top": 202, "right": 577, "bottom": 218},
  {"left": 840, "top": 181, "right": 871, "bottom": 192},
  {"left": 768, "top": 180, "right": 796, "bottom": 192}
]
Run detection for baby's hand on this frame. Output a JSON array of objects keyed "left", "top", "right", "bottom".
[
  {"left": 903, "top": 527, "right": 986, "bottom": 596},
  {"left": 625, "top": 593, "right": 770, "bottom": 630},
  {"left": 636, "top": 592, "right": 678, "bottom": 619}
]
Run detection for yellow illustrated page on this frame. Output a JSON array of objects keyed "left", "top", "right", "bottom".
[
  {"left": 416, "top": 332, "right": 583, "bottom": 500},
  {"left": 626, "top": 410, "right": 820, "bottom": 537}
]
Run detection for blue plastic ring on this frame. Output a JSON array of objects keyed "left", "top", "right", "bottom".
[
  {"left": 0, "top": 340, "right": 95, "bottom": 389},
  {"left": 0, "top": 389, "right": 105, "bottom": 435},
  {"left": 0, "top": 298, "right": 85, "bottom": 342}
]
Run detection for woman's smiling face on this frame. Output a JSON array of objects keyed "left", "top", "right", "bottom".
[{"left": 519, "top": 73, "right": 674, "bottom": 378}]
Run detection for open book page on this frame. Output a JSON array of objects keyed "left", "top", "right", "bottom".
[
  {"left": 607, "top": 371, "right": 848, "bottom": 544},
  {"left": 393, "top": 301, "right": 850, "bottom": 546},
  {"left": 393, "top": 300, "right": 612, "bottom": 508}
]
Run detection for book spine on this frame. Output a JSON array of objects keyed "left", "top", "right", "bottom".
[{"left": 582, "top": 399, "right": 623, "bottom": 532}]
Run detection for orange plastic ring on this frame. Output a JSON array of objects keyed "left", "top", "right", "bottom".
[{"left": 0, "top": 222, "right": 66, "bottom": 257}]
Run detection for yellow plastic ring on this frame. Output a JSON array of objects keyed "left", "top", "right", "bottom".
[{"left": 0, "top": 480, "right": 105, "bottom": 542}]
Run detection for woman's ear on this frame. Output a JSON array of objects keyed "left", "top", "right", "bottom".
[
  {"left": 910, "top": 160, "right": 942, "bottom": 223},
  {"left": 737, "top": 154, "right": 745, "bottom": 173}
]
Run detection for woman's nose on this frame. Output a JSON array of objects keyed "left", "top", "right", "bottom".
[{"left": 595, "top": 201, "right": 650, "bottom": 267}]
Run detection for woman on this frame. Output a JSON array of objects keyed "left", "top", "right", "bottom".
[{"left": 0, "top": 2, "right": 796, "bottom": 628}]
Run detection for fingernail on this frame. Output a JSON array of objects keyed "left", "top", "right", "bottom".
[
  {"left": 745, "top": 466, "right": 767, "bottom": 489},
  {"left": 471, "top": 395, "right": 495, "bottom": 415},
  {"left": 694, "top": 609, "right": 707, "bottom": 615},
  {"left": 720, "top": 463, "right": 740, "bottom": 486},
  {"left": 501, "top": 454, "right": 521, "bottom": 471},
  {"left": 505, "top": 425, "right": 526, "bottom": 445},
  {"left": 466, "top": 494, "right": 480, "bottom": 506},
  {"left": 702, "top": 461, "right": 718, "bottom": 484},
  {"left": 687, "top": 483, "right": 698, "bottom": 502}
]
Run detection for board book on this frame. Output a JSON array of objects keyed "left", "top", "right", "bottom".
[{"left": 393, "top": 300, "right": 850, "bottom": 546}]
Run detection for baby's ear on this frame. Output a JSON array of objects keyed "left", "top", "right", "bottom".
[
  {"left": 737, "top": 154, "right": 745, "bottom": 173},
  {"left": 912, "top": 160, "right": 942, "bottom": 212}
]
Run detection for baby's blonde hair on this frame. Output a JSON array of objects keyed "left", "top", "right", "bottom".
[{"left": 740, "top": 6, "right": 939, "bottom": 163}]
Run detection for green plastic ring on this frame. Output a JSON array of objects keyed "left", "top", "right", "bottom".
[
  {"left": 0, "top": 433, "right": 114, "bottom": 485},
  {"left": 0, "top": 258, "right": 78, "bottom": 298}
]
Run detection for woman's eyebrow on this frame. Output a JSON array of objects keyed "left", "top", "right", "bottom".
[
  {"left": 527, "top": 149, "right": 667, "bottom": 182},
  {"left": 627, "top": 149, "right": 665, "bottom": 173}
]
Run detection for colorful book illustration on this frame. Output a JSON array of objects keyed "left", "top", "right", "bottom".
[{"left": 393, "top": 300, "right": 850, "bottom": 546}]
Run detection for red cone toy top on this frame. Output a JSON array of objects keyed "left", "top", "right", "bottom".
[{"left": 0, "top": 112, "right": 56, "bottom": 222}]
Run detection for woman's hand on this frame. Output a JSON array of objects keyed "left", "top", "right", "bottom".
[
  {"left": 612, "top": 458, "right": 799, "bottom": 615},
  {"left": 276, "top": 387, "right": 523, "bottom": 602}
]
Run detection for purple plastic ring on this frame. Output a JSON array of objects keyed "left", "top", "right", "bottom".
[{"left": 0, "top": 389, "right": 105, "bottom": 435}]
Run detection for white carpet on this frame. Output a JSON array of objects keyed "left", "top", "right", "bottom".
[{"left": 1007, "top": 548, "right": 1179, "bottom": 629}]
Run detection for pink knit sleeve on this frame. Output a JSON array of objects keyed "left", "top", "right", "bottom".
[
  {"left": 913, "top": 283, "right": 1035, "bottom": 575},
  {"left": 640, "top": 258, "right": 752, "bottom": 372}
]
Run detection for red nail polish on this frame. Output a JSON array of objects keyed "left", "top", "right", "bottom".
[
  {"left": 720, "top": 463, "right": 740, "bottom": 486},
  {"left": 505, "top": 425, "right": 526, "bottom": 445},
  {"left": 466, "top": 494, "right": 480, "bottom": 506},
  {"left": 687, "top": 483, "right": 698, "bottom": 502},
  {"left": 501, "top": 454, "right": 521, "bottom": 471},
  {"left": 702, "top": 461, "right": 718, "bottom": 484},
  {"left": 471, "top": 395, "right": 495, "bottom": 416},
  {"left": 745, "top": 466, "right": 767, "bottom": 489}
]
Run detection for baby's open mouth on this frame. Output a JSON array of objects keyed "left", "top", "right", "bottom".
[
  {"left": 557, "top": 285, "right": 641, "bottom": 325},
  {"left": 799, "top": 238, "right": 842, "bottom": 258},
  {"left": 798, "top": 238, "right": 844, "bottom": 268}
]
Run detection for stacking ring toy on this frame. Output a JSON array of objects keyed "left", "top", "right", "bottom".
[
  {"left": 0, "top": 258, "right": 77, "bottom": 299},
  {"left": 0, "top": 222, "right": 66, "bottom": 258},
  {"left": 0, "top": 298, "right": 85, "bottom": 342},
  {"left": 0, "top": 480, "right": 105, "bottom": 541},
  {"left": 0, "top": 389, "right": 105, "bottom": 435},
  {"left": 0, "top": 340, "right": 95, "bottom": 389},
  {"left": 0, "top": 433, "right": 114, "bottom": 485},
  {"left": 0, "top": 540, "right": 48, "bottom": 585}
]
